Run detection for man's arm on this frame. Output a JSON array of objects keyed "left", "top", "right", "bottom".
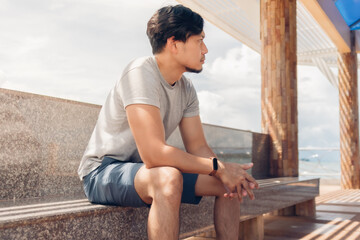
[
  {"left": 179, "top": 115, "right": 258, "bottom": 201},
  {"left": 179, "top": 115, "right": 216, "bottom": 158},
  {"left": 126, "top": 104, "right": 213, "bottom": 174},
  {"left": 126, "top": 104, "right": 258, "bottom": 200}
]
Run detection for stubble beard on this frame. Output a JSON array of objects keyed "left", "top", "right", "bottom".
[{"left": 186, "top": 66, "right": 203, "bottom": 74}]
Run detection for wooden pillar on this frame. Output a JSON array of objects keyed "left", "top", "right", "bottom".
[
  {"left": 260, "top": 0, "right": 298, "bottom": 177},
  {"left": 338, "top": 31, "right": 360, "bottom": 189}
]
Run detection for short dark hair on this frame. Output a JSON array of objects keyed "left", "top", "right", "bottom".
[{"left": 146, "top": 5, "right": 204, "bottom": 54}]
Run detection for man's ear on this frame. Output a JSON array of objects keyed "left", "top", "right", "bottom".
[{"left": 166, "top": 36, "right": 178, "bottom": 53}]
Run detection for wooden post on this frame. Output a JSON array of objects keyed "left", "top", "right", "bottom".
[
  {"left": 238, "top": 216, "right": 264, "bottom": 240},
  {"left": 260, "top": 0, "right": 298, "bottom": 177},
  {"left": 296, "top": 199, "right": 316, "bottom": 217},
  {"left": 338, "top": 31, "right": 360, "bottom": 189}
]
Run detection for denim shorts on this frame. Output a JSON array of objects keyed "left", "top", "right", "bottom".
[{"left": 83, "top": 157, "right": 202, "bottom": 207}]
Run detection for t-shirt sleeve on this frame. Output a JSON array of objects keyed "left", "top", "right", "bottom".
[
  {"left": 117, "top": 67, "right": 160, "bottom": 109},
  {"left": 183, "top": 80, "right": 200, "bottom": 118}
]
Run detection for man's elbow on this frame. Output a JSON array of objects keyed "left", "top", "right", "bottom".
[
  {"left": 141, "top": 155, "right": 156, "bottom": 169},
  {"left": 139, "top": 153, "right": 156, "bottom": 169},
  {"left": 139, "top": 145, "right": 167, "bottom": 169}
]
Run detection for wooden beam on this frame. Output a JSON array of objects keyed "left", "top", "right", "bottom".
[{"left": 299, "top": 0, "right": 350, "bottom": 53}]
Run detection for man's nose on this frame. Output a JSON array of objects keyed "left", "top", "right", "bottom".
[{"left": 202, "top": 42, "right": 208, "bottom": 54}]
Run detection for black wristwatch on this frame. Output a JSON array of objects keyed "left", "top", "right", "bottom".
[{"left": 209, "top": 157, "right": 218, "bottom": 176}]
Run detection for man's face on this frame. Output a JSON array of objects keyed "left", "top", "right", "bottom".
[{"left": 175, "top": 31, "right": 208, "bottom": 73}]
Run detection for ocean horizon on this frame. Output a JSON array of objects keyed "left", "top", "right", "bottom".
[
  {"left": 299, "top": 148, "right": 340, "bottom": 180},
  {"left": 216, "top": 147, "right": 341, "bottom": 182}
]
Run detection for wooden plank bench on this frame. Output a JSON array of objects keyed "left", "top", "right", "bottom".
[{"left": 0, "top": 88, "right": 319, "bottom": 239}]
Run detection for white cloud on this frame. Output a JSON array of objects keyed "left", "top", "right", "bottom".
[
  {"left": 0, "top": 70, "right": 6, "bottom": 87},
  {"left": 190, "top": 46, "right": 262, "bottom": 131},
  {"left": 198, "top": 89, "right": 260, "bottom": 131},
  {"left": 192, "top": 46, "right": 341, "bottom": 148},
  {"left": 0, "top": 0, "right": 346, "bottom": 149},
  {"left": 204, "top": 46, "right": 261, "bottom": 87},
  {"left": 298, "top": 65, "right": 339, "bottom": 148},
  {"left": 197, "top": 90, "right": 226, "bottom": 123},
  {"left": 0, "top": 0, "right": 180, "bottom": 104}
]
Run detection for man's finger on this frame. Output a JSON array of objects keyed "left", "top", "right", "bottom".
[
  {"left": 245, "top": 175, "right": 259, "bottom": 189},
  {"left": 242, "top": 189, "right": 247, "bottom": 196},
  {"left": 240, "top": 162, "right": 253, "bottom": 170},
  {"left": 242, "top": 181, "right": 255, "bottom": 200},
  {"left": 224, "top": 185, "right": 231, "bottom": 193},
  {"left": 236, "top": 185, "right": 243, "bottom": 203}
]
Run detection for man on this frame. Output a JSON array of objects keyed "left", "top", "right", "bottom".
[{"left": 78, "top": 5, "right": 258, "bottom": 240}]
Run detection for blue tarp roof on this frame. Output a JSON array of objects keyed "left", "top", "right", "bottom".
[{"left": 335, "top": 0, "right": 360, "bottom": 30}]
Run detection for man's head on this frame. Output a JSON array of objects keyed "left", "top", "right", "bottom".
[{"left": 146, "top": 5, "right": 204, "bottom": 55}]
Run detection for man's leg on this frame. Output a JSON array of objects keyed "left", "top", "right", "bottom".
[
  {"left": 214, "top": 194, "right": 240, "bottom": 240},
  {"left": 134, "top": 166, "right": 183, "bottom": 240},
  {"left": 195, "top": 174, "right": 240, "bottom": 240}
]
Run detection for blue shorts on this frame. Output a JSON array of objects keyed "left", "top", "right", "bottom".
[{"left": 83, "top": 157, "right": 202, "bottom": 207}]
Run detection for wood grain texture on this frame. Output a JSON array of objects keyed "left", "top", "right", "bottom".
[
  {"left": 260, "top": 0, "right": 298, "bottom": 177},
  {"left": 238, "top": 216, "right": 264, "bottom": 240},
  {"left": 338, "top": 31, "right": 360, "bottom": 189}
]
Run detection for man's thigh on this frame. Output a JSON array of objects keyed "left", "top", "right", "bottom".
[{"left": 83, "top": 158, "right": 148, "bottom": 207}]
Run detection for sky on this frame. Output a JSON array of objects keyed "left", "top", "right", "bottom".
[{"left": 0, "top": 0, "right": 347, "bottom": 148}]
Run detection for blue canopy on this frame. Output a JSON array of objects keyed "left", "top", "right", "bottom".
[{"left": 335, "top": 0, "right": 360, "bottom": 30}]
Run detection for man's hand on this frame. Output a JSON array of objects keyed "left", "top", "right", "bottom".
[{"left": 215, "top": 162, "right": 259, "bottom": 202}]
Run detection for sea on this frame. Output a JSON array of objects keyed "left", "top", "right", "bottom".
[
  {"left": 215, "top": 147, "right": 341, "bottom": 182},
  {"left": 299, "top": 149, "right": 340, "bottom": 181}
]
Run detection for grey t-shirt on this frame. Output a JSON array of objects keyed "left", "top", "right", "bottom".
[{"left": 77, "top": 56, "right": 199, "bottom": 179}]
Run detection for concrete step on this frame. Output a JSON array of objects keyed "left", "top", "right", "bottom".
[
  {"left": 0, "top": 194, "right": 216, "bottom": 240},
  {"left": 0, "top": 197, "right": 149, "bottom": 239},
  {"left": 0, "top": 177, "right": 319, "bottom": 239}
]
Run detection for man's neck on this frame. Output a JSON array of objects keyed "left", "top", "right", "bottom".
[{"left": 155, "top": 54, "right": 184, "bottom": 86}]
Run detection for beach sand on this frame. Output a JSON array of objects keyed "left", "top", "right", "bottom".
[{"left": 319, "top": 178, "right": 341, "bottom": 195}]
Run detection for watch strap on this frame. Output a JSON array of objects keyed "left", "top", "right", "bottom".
[{"left": 209, "top": 157, "right": 218, "bottom": 176}]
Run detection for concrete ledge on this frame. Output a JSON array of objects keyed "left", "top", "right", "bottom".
[{"left": 0, "top": 177, "right": 319, "bottom": 240}]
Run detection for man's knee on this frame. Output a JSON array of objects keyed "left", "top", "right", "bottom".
[{"left": 152, "top": 167, "right": 183, "bottom": 202}]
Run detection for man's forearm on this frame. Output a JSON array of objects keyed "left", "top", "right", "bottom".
[
  {"left": 186, "top": 143, "right": 217, "bottom": 159},
  {"left": 142, "top": 143, "right": 216, "bottom": 175}
]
